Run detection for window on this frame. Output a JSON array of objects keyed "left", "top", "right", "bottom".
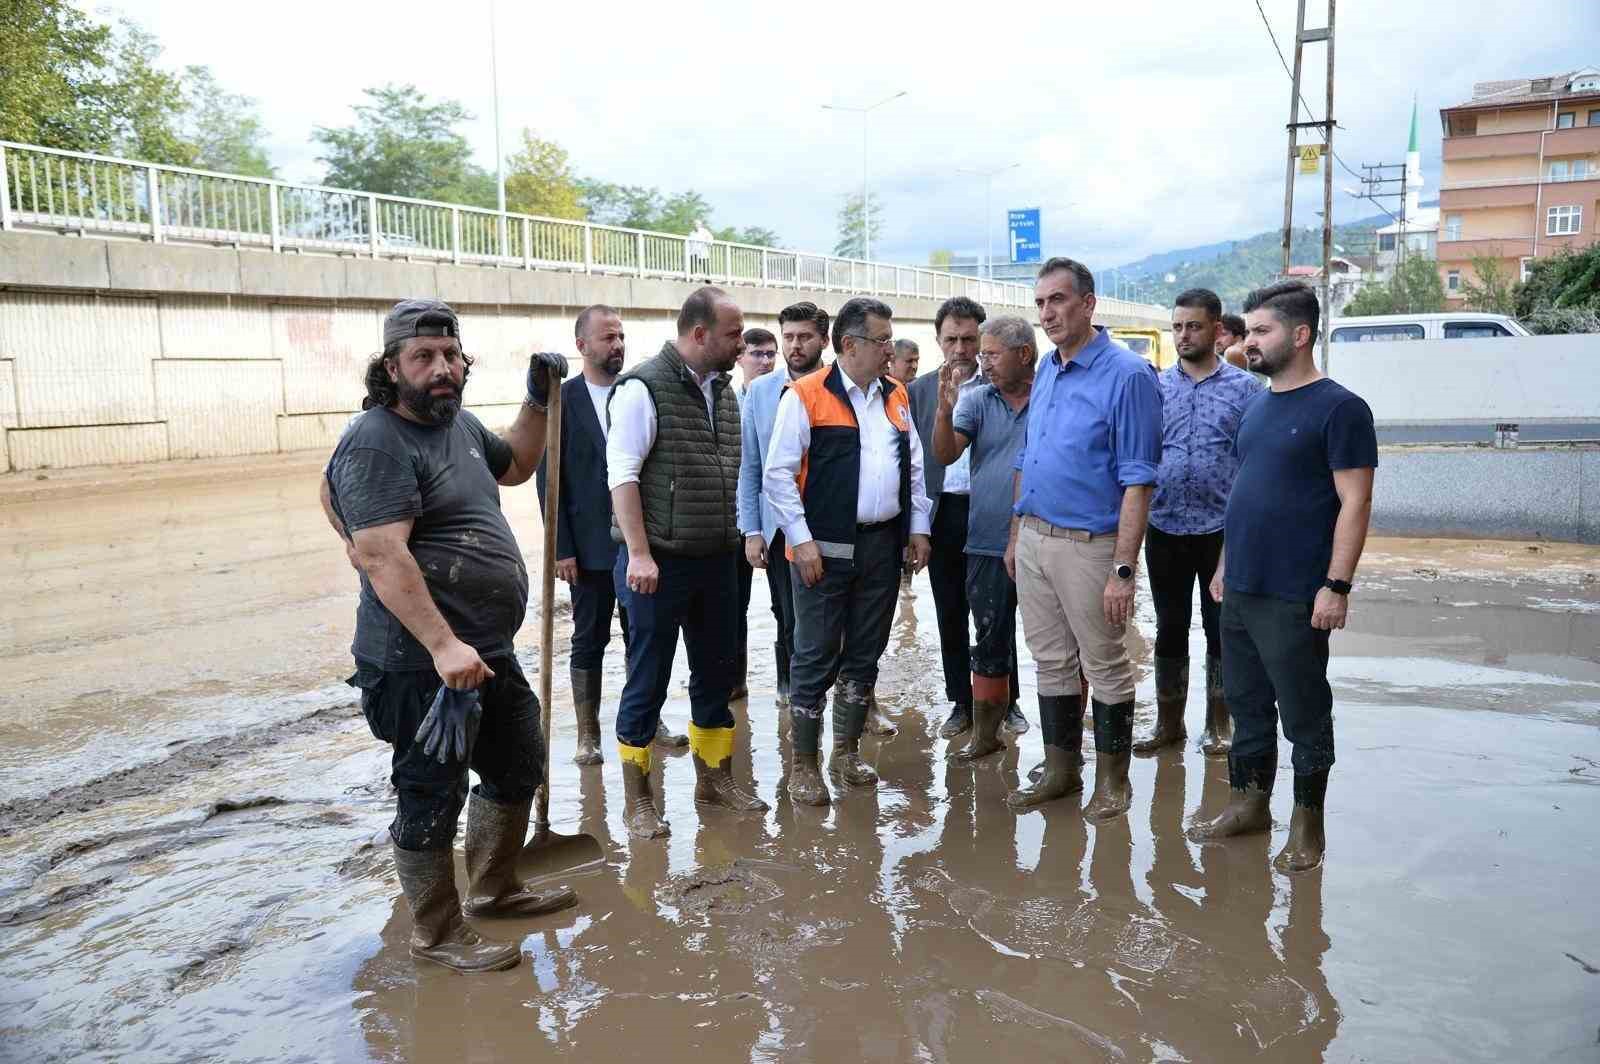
[
  {"left": 1521, "top": 257, "right": 1534, "bottom": 282},
  {"left": 1448, "top": 113, "right": 1478, "bottom": 137},
  {"left": 1548, "top": 159, "right": 1591, "bottom": 182},
  {"left": 1590, "top": 110, "right": 1600, "bottom": 127},
  {"left": 1444, "top": 321, "right": 1513, "bottom": 339},
  {"left": 1330, "top": 324, "right": 1425, "bottom": 342},
  {"left": 1575, "top": 75, "right": 1600, "bottom": 92},
  {"left": 1557, "top": 112, "right": 1576, "bottom": 129},
  {"left": 1445, "top": 214, "right": 1462, "bottom": 240},
  {"left": 1378, "top": 232, "right": 1397, "bottom": 251},
  {"left": 1547, "top": 205, "right": 1583, "bottom": 235},
  {"left": 1447, "top": 270, "right": 1461, "bottom": 292}
]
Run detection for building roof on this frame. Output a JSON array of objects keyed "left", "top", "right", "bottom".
[
  {"left": 1377, "top": 206, "right": 1440, "bottom": 236},
  {"left": 1446, "top": 67, "right": 1600, "bottom": 112},
  {"left": 1284, "top": 265, "right": 1321, "bottom": 277}
]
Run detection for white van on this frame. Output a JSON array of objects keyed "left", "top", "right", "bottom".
[{"left": 1328, "top": 312, "right": 1531, "bottom": 342}]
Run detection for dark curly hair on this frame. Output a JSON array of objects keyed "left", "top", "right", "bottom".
[{"left": 362, "top": 338, "right": 474, "bottom": 410}]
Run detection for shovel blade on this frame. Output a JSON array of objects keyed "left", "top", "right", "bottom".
[{"left": 516, "top": 827, "right": 605, "bottom": 885}]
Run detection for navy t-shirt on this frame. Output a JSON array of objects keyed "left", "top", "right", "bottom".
[
  {"left": 326, "top": 406, "right": 528, "bottom": 669},
  {"left": 1223, "top": 378, "right": 1377, "bottom": 603}
]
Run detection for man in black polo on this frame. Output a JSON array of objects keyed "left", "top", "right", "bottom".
[
  {"left": 322, "top": 299, "right": 575, "bottom": 973},
  {"left": 1189, "top": 281, "right": 1376, "bottom": 875},
  {"left": 537, "top": 305, "right": 686, "bottom": 768},
  {"left": 607, "top": 287, "right": 768, "bottom": 840}
]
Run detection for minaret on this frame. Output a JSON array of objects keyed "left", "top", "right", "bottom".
[{"left": 1405, "top": 95, "right": 1422, "bottom": 222}]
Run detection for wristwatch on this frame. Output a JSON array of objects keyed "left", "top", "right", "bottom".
[
  {"left": 1112, "top": 562, "right": 1135, "bottom": 581},
  {"left": 1323, "top": 578, "right": 1353, "bottom": 595}
]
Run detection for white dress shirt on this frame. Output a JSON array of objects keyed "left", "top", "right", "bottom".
[
  {"left": 585, "top": 380, "right": 612, "bottom": 441},
  {"left": 939, "top": 374, "right": 982, "bottom": 493},
  {"left": 763, "top": 368, "right": 932, "bottom": 548},
  {"left": 604, "top": 366, "right": 718, "bottom": 491}
]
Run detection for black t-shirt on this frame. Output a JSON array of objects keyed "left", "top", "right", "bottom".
[
  {"left": 1223, "top": 378, "right": 1378, "bottom": 603},
  {"left": 326, "top": 406, "right": 527, "bottom": 669}
]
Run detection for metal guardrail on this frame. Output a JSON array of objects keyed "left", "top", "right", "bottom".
[
  {"left": 0, "top": 139, "right": 1158, "bottom": 316},
  {"left": 0, "top": 140, "right": 1165, "bottom": 319}
]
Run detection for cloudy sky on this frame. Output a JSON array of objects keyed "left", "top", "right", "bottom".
[{"left": 89, "top": 0, "right": 1598, "bottom": 271}]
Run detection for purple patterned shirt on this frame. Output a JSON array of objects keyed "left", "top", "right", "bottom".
[{"left": 1149, "top": 360, "right": 1263, "bottom": 536}]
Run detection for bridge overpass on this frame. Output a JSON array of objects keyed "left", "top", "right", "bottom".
[{"left": 0, "top": 141, "right": 1169, "bottom": 472}]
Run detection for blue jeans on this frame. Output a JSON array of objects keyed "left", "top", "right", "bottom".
[{"left": 612, "top": 550, "right": 739, "bottom": 747}]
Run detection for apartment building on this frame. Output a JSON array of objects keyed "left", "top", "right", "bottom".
[{"left": 1437, "top": 67, "right": 1600, "bottom": 306}]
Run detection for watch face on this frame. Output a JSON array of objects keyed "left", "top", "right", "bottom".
[{"left": 1115, "top": 563, "right": 1134, "bottom": 580}]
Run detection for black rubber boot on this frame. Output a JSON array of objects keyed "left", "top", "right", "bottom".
[
  {"left": 786, "top": 705, "right": 830, "bottom": 806},
  {"left": 1201, "top": 654, "right": 1233, "bottom": 757},
  {"left": 689, "top": 724, "right": 768, "bottom": 812},
  {"left": 571, "top": 667, "right": 603, "bottom": 766},
  {"left": 829, "top": 682, "right": 878, "bottom": 786},
  {"left": 774, "top": 642, "right": 792, "bottom": 705},
  {"left": 1133, "top": 656, "right": 1188, "bottom": 754},
  {"left": 393, "top": 844, "right": 520, "bottom": 973},
  {"left": 729, "top": 651, "right": 749, "bottom": 703},
  {"left": 1084, "top": 698, "right": 1135, "bottom": 822},
  {"left": 1008, "top": 694, "right": 1085, "bottom": 810},
  {"left": 953, "top": 698, "right": 1006, "bottom": 762},
  {"left": 620, "top": 745, "right": 670, "bottom": 839},
  {"left": 1275, "top": 769, "right": 1329, "bottom": 874},
  {"left": 1188, "top": 752, "right": 1275, "bottom": 841},
  {"left": 462, "top": 793, "right": 579, "bottom": 917}
]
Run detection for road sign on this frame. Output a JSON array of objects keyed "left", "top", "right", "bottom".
[
  {"left": 1008, "top": 208, "right": 1041, "bottom": 263},
  {"left": 1298, "top": 144, "right": 1323, "bottom": 175}
]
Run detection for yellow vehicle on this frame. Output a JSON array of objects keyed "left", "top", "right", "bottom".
[{"left": 1110, "top": 327, "right": 1176, "bottom": 370}]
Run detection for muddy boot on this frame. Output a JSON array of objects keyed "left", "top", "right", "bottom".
[
  {"left": 786, "top": 705, "right": 831, "bottom": 806},
  {"left": 1274, "top": 770, "right": 1328, "bottom": 873},
  {"left": 653, "top": 718, "right": 689, "bottom": 748},
  {"left": 1188, "top": 753, "right": 1275, "bottom": 841},
  {"left": 829, "top": 683, "right": 879, "bottom": 787},
  {"left": 462, "top": 793, "right": 579, "bottom": 917},
  {"left": 1133, "top": 656, "right": 1188, "bottom": 754},
  {"left": 689, "top": 724, "right": 769, "bottom": 813},
  {"left": 865, "top": 690, "right": 898, "bottom": 737},
  {"left": 392, "top": 844, "right": 520, "bottom": 973},
  {"left": 571, "top": 667, "right": 604, "bottom": 766},
  {"left": 953, "top": 694, "right": 1007, "bottom": 763},
  {"left": 1083, "top": 698, "right": 1135, "bottom": 822},
  {"left": 774, "top": 642, "right": 793, "bottom": 706},
  {"left": 620, "top": 744, "right": 670, "bottom": 840},
  {"left": 729, "top": 651, "right": 749, "bottom": 703},
  {"left": 1007, "top": 694, "right": 1085, "bottom": 810},
  {"left": 1201, "top": 654, "right": 1233, "bottom": 757},
  {"left": 1001, "top": 702, "right": 1030, "bottom": 736},
  {"left": 939, "top": 702, "right": 972, "bottom": 739}
]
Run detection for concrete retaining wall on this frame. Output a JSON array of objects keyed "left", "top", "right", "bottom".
[{"left": 1372, "top": 445, "right": 1600, "bottom": 544}]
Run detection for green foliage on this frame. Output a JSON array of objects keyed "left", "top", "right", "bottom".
[
  {"left": 1344, "top": 256, "right": 1446, "bottom": 316},
  {"left": 0, "top": 0, "right": 114, "bottom": 148},
  {"left": 178, "top": 66, "right": 274, "bottom": 177},
  {"left": 313, "top": 84, "right": 493, "bottom": 206},
  {"left": 1457, "top": 254, "right": 1518, "bottom": 316},
  {"left": 834, "top": 193, "right": 884, "bottom": 259},
  {"left": 574, "top": 181, "right": 771, "bottom": 242},
  {"left": 716, "top": 225, "right": 780, "bottom": 247},
  {"left": 503, "top": 129, "right": 583, "bottom": 219},
  {"left": 928, "top": 249, "right": 954, "bottom": 268},
  {"left": 1112, "top": 223, "right": 1379, "bottom": 310},
  {"left": 1515, "top": 246, "right": 1600, "bottom": 333}
]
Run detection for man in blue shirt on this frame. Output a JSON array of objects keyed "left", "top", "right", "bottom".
[
  {"left": 1189, "top": 282, "right": 1377, "bottom": 876},
  {"left": 1135, "top": 289, "right": 1261, "bottom": 758},
  {"left": 1004, "top": 257, "right": 1163, "bottom": 823}
]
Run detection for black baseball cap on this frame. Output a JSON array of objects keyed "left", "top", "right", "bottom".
[{"left": 383, "top": 299, "right": 461, "bottom": 349}]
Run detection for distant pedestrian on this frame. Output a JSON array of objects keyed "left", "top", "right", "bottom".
[
  {"left": 888, "top": 338, "right": 920, "bottom": 384},
  {"left": 1188, "top": 281, "right": 1377, "bottom": 876}
]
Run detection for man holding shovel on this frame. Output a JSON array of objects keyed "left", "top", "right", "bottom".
[{"left": 322, "top": 299, "right": 577, "bottom": 973}]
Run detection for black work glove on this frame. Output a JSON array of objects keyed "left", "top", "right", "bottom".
[
  {"left": 526, "top": 351, "right": 569, "bottom": 407},
  {"left": 415, "top": 686, "right": 483, "bottom": 766}
]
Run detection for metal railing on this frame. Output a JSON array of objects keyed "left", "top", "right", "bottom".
[{"left": 0, "top": 140, "right": 1166, "bottom": 319}]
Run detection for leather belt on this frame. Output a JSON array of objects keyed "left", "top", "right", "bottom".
[{"left": 1022, "top": 514, "right": 1101, "bottom": 542}]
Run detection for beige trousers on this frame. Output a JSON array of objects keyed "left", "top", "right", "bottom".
[{"left": 1015, "top": 521, "right": 1136, "bottom": 702}]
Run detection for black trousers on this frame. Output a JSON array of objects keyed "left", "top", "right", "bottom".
[
  {"left": 738, "top": 552, "right": 753, "bottom": 651},
  {"left": 570, "top": 566, "right": 629, "bottom": 671},
  {"left": 1221, "top": 590, "right": 1335, "bottom": 776},
  {"left": 928, "top": 493, "right": 972, "bottom": 706},
  {"left": 350, "top": 654, "right": 544, "bottom": 852},
  {"left": 789, "top": 525, "right": 901, "bottom": 710},
  {"left": 766, "top": 529, "right": 796, "bottom": 654},
  {"left": 1144, "top": 526, "right": 1223, "bottom": 659}
]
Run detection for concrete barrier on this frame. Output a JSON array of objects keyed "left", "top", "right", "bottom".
[{"left": 1372, "top": 445, "right": 1600, "bottom": 544}]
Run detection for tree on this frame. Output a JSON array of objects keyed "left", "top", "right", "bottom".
[
  {"left": 577, "top": 180, "right": 658, "bottom": 228},
  {"left": 715, "top": 225, "right": 780, "bottom": 247},
  {"left": 1344, "top": 255, "right": 1445, "bottom": 316},
  {"left": 834, "top": 192, "right": 883, "bottom": 259},
  {"left": 0, "top": 0, "right": 114, "bottom": 149},
  {"left": 1458, "top": 253, "right": 1519, "bottom": 315},
  {"left": 103, "top": 21, "right": 194, "bottom": 166},
  {"left": 313, "top": 84, "right": 492, "bottom": 205},
  {"left": 178, "top": 66, "right": 274, "bottom": 176},
  {"left": 928, "top": 249, "right": 954, "bottom": 269},
  {"left": 654, "top": 190, "right": 712, "bottom": 235},
  {"left": 1515, "top": 246, "right": 1600, "bottom": 333},
  {"left": 503, "top": 129, "right": 583, "bottom": 219}
]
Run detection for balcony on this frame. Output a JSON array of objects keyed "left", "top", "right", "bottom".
[
  {"left": 1440, "top": 183, "right": 1539, "bottom": 210},
  {"left": 1443, "top": 130, "right": 1543, "bottom": 161},
  {"left": 1436, "top": 235, "right": 1535, "bottom": 261}
]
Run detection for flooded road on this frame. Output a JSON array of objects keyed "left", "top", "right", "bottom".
[{"left": 1, "top": 454, "right": 1598, "bottom": 1063}]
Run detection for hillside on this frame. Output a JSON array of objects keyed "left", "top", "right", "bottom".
[{"left": 1113, "top": 213, "right": 1390, "bottom": 310}]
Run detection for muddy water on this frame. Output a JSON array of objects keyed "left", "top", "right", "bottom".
[{"left": 2, "top": 457, "right": 1598, "bottom": 1062}]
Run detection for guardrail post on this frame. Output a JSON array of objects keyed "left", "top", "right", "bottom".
[
  {"left": 450, "top": 207, "right": 461, "bottom": 264},
  {"left": 522, "top": 217, "right": 532, "bottom": 270},
  {"left": 268, "top": 182, "right": 280, "bottom": 252},
  {"left": 636, "top": 232, "right": 645, "bottom": 278},
  {"left": 683, "top": 238, "right": 691, "bottom": 281},
  {"left": 146, "top": 166, "right": 163, "bottom": 243},
  {"left": 368, "top": 194, "right": 380, "bottom": 258},
  {"left": 0, "top": 146, "right": 12, "bottom": 231},
  {"left": 583, "top": 225, "right": 593, "bottom": 274},
  {"left": 760, "top": 249, "right": 769, "bottom": 286}
]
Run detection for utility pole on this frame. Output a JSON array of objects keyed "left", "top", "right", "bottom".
[
  {"left": 489, "top": 0, "right": 506, "bottom": 258},
  {"left": 1279, "top": 0, "right": 1337, "bottom": 371}
]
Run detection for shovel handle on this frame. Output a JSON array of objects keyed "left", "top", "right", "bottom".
[{"left": 536, "top": 375, "right": 563, "bottom": 830}]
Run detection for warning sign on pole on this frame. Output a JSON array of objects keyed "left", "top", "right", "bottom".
[{"left": 1298, "top": 144, "right": 1323, "bottom": 175}]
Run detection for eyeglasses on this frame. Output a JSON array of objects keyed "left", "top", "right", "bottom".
[{"left": 845, "top": 333, "right": 895, "bottom": 349}]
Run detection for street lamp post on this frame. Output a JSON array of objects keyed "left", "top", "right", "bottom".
[
  {"left": 489, "top": 0, "right": 506, "bottom": 257},
  {"left": 957, "top": 162, "right": 1019, "bottom": 280},
  {"left": 822, "top": 91, "right": 907, "bottom": 262}
]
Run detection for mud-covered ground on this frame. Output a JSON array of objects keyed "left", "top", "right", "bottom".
[{"left": 1, "top": 452, "right": 1597, "bottom": 1063}]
